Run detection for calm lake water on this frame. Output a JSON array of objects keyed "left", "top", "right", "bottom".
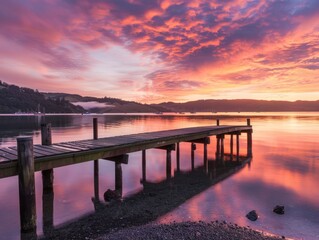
[{"left": 0, "top": 113, "right": 318, "bottom": 240}]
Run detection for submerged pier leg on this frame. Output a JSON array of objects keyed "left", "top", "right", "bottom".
[
  {"left": 216, "top": 135, "right": 222, "bottom": 161},
  {"left": 247, "top": 119, "right": 253, "bottom": 157},
  {"left": 115, "top": 161, "right": 123, "bottom": 196},
  {"left": 41, "top": 124, "right": 53, "bottom": 191},
  {"left": 92, "top": 118, "right": 100, "bottom": 202},
  {"left": 40, "top": 124, "right": 54, "bottom": 234},
  {"left": 17, "top": 137, "right": 36, "bottom": 233},
  {"left": 230, "top": 134, "right": 234, "bottom": 161},
  {"left": 176, "top": 142, "right": 180, "bottom": 172},
  {"left": 220, "top": 134, "right": 225, "bottom": 162},
  {"left": 236, "top": 132, "right": 240, "bottom": 162},
  {"left": 191, "top": 143, "right": 196, "bottom": 170},
  {"left": 166, "top": 149, "right": 172, "bottom": 179},
  {"left": 142, "top": 150, "right": 146, "bottom": 182}
]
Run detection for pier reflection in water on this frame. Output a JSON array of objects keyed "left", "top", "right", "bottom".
[{"left": 40, "top": 147, "right": 251, "bottom": 240}]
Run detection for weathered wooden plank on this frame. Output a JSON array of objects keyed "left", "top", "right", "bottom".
[
  {"left": 0, "top": 149, "right": 17, "bottom": 161},
  {"left": 34, "top": 145, "right": 69, "bottom": 154},
  {"left": 0, "top": 147, "right": 18, "bottom": 156}
]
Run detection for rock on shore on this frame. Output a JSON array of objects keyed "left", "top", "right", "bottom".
[{"left": 99, "top": 221, "right": 285, "bottom": 240}]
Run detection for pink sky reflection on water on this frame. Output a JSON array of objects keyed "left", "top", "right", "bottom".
[{"left": 0, "top": 114, "right": 318, "bottom": 239}]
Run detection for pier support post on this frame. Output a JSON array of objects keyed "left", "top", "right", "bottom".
[
  {"left": 115, "top": 161, "right": 122, "bottom": 196},
  {"left": 41, "top": 123, "right": 54, "bottom": 234},
  {"left": 220, "top": 134, "right": 225, "bottom": 161},
  {"left": 191, "top": 143, "right": 196, "bottom": 170},
  {"left": 92, "top": 118, "right": 99, "bottom": 202},
  {"left": 236, "top": 132, "right": 240, "bottom": 162},
  {"left": 166, "top": 149, "right": 172, "bottom": 179},
  {"left": 230, "top": 134, "right": 234, "bottom": 161},
  {"left": 204, "top": 141, "right": 208, "bottom": 171},
  {"left": 215, "top": 135, "right": 220, "bottom": 160},
  {"left": 142, "top": 150, "right": 146, "bottom": 182},
  {"left": 17, "top": 137, "right": 36, "bottom": 232},
  {"left": 176, "top": 142, "right": 180, "bottom": 172},
  {"left": 41, "top": 124, "right": 53, "bottom": 191},
  {"left": 246, "top": 119, "right": 253, "bottom": 157}
]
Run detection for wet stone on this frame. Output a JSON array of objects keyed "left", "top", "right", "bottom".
[
  {"left": 246, "top": 210, "right": 258, "bottom": 221},
  {"left": 104, "top": 189, "right": 121, "bottom": 202},
  {"left": 273, "top": 205, "right": 285, "bottom": 215}
]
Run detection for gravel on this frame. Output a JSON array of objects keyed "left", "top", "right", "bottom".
[{"left": 99, "top": 221, "right": 285, "bottom": 240}]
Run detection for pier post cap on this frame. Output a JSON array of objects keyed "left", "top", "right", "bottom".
[{"left": 17, "top": 136, "right": 33, "bottom": 142}]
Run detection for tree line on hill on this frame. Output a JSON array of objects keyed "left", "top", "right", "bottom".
[{"left": 0, "top": 81, "right": 318, "bottom": 113}]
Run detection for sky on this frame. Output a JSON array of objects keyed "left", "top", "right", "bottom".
[{"left": 0, "top": 0, "right": 319, "bottom": 103}]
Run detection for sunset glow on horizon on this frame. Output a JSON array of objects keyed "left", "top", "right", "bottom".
[{"left": 1, "top": 0, "right": 319, "bottom": 103}]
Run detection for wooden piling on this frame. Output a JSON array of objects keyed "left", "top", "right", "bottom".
[
  {"left": 247, "top": 119, "right": 252, "bottom": 157},
  {"left": 93, "top": 118, "right": 99, "bottom": 199},
  {"left": 220, "top": 134, "right": 225, "bottom": 161},
  {"left": 191, "top": 143, "right": 196, "bottom": 170},
  {"left": 41, "top": 124, "right": 53, "bottom": 191},
  {"left": 230, "top": 134, "right": 234, "bottom": 161},
  {"left": 142, "top": 150, "right": 146, "bottom": 182},
  {"left": 93, "top": 118, "right": 98, "bottom": 140},
  {"left": 236, "top": 133, "right": 240, "bottom": 161},
  {"left": 166, "top": 149, "right": 172, "bottom": 179},
  {"left": 17, "top": 136, "right": 36, "bottom": 232},
  {"left": 176, "top": 142, "right": 180, "bottom": 172},
  {"left": 115, "top": 161, "right": 122, "bottom": 196},
  {"left": 203, "top": 142, "right": 208, "bottom": 173},
  {"left": 216, "top": 135, "right": 220, "bottom": 160}
]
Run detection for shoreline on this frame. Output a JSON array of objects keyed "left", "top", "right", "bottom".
[
  {"left": 99, "top": 221, "right": 286, "bottom": 240},
  {"left": 41, "top": 162, "right": 288, "bottom": 240}
]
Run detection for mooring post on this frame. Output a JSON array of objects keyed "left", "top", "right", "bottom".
[
  {"left": 17, "top": 136, "right": 36, "bottom": 232},
  {"left": 191, "top": 143, "right": 196, "bottom": 170},
  {"left": 176, "top": 142, "right": 180, "bottom": 172},
  {"left": 142, "top": 150, "right": 146, "bottom": 182},
  {"left": 247, "top": 119, "right": 253, "bottom": 157},
  {"left": 236, "top": 132, "right": 240, "bottom": 162},
  {"left": 166, "top": 149, "right": 172, "bottom": 179},
  {"left": 41, "top": 124, "right": 53, "bottom": 191},
  {"left": 216, "top": 135, "right": 220, "bottom": 160},
  {"left": 203, "top": 141, "right": 208, "bottom": 173},
  {"left": 220, "top": 134, "right": 225, "bottom": 161},
  {"left": 230, "top": 134, "right": 234, "bottom": 161},
  {"left": 115, "top": 161, "right": 122, "bottom": 197},
  {"left": 92, "top": 118, "right": 99, "bottom": 201}
]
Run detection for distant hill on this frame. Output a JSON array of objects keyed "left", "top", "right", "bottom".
[
  {"left": 152, "top": 99, "right": 319, "bottom": 112},
  {"left": 43, "top": 93, "right": 167, "bottom": 113},
  {"left": 1, "top": 81, "right": 318, "bottom": 113},
  {"left": 0, "top": 81, "right": 84, "bottom": 113}
]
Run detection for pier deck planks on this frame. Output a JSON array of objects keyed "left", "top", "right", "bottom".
[{"left": 0, "top": 125, "right": 251, "bottom": 178}]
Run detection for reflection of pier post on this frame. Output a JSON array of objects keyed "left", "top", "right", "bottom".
[
  {"left": 142, "top": 150, "right": 146, "bottom": 182},
  {"left": 176, "top": 143, "right": 180, "bottom": 172},
  {"left": 41, "top": 124, "right": 54, "bottom": 234},
  {"left": 17, "top": 137, "right": 36, "bottom": 233},
  {"left": 191, "top": 143, "right": 196, "bottom": 170}
]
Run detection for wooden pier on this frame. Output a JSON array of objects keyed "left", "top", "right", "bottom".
[{"left": 0, "top": 118, "right": 252, "bottom": 233}]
